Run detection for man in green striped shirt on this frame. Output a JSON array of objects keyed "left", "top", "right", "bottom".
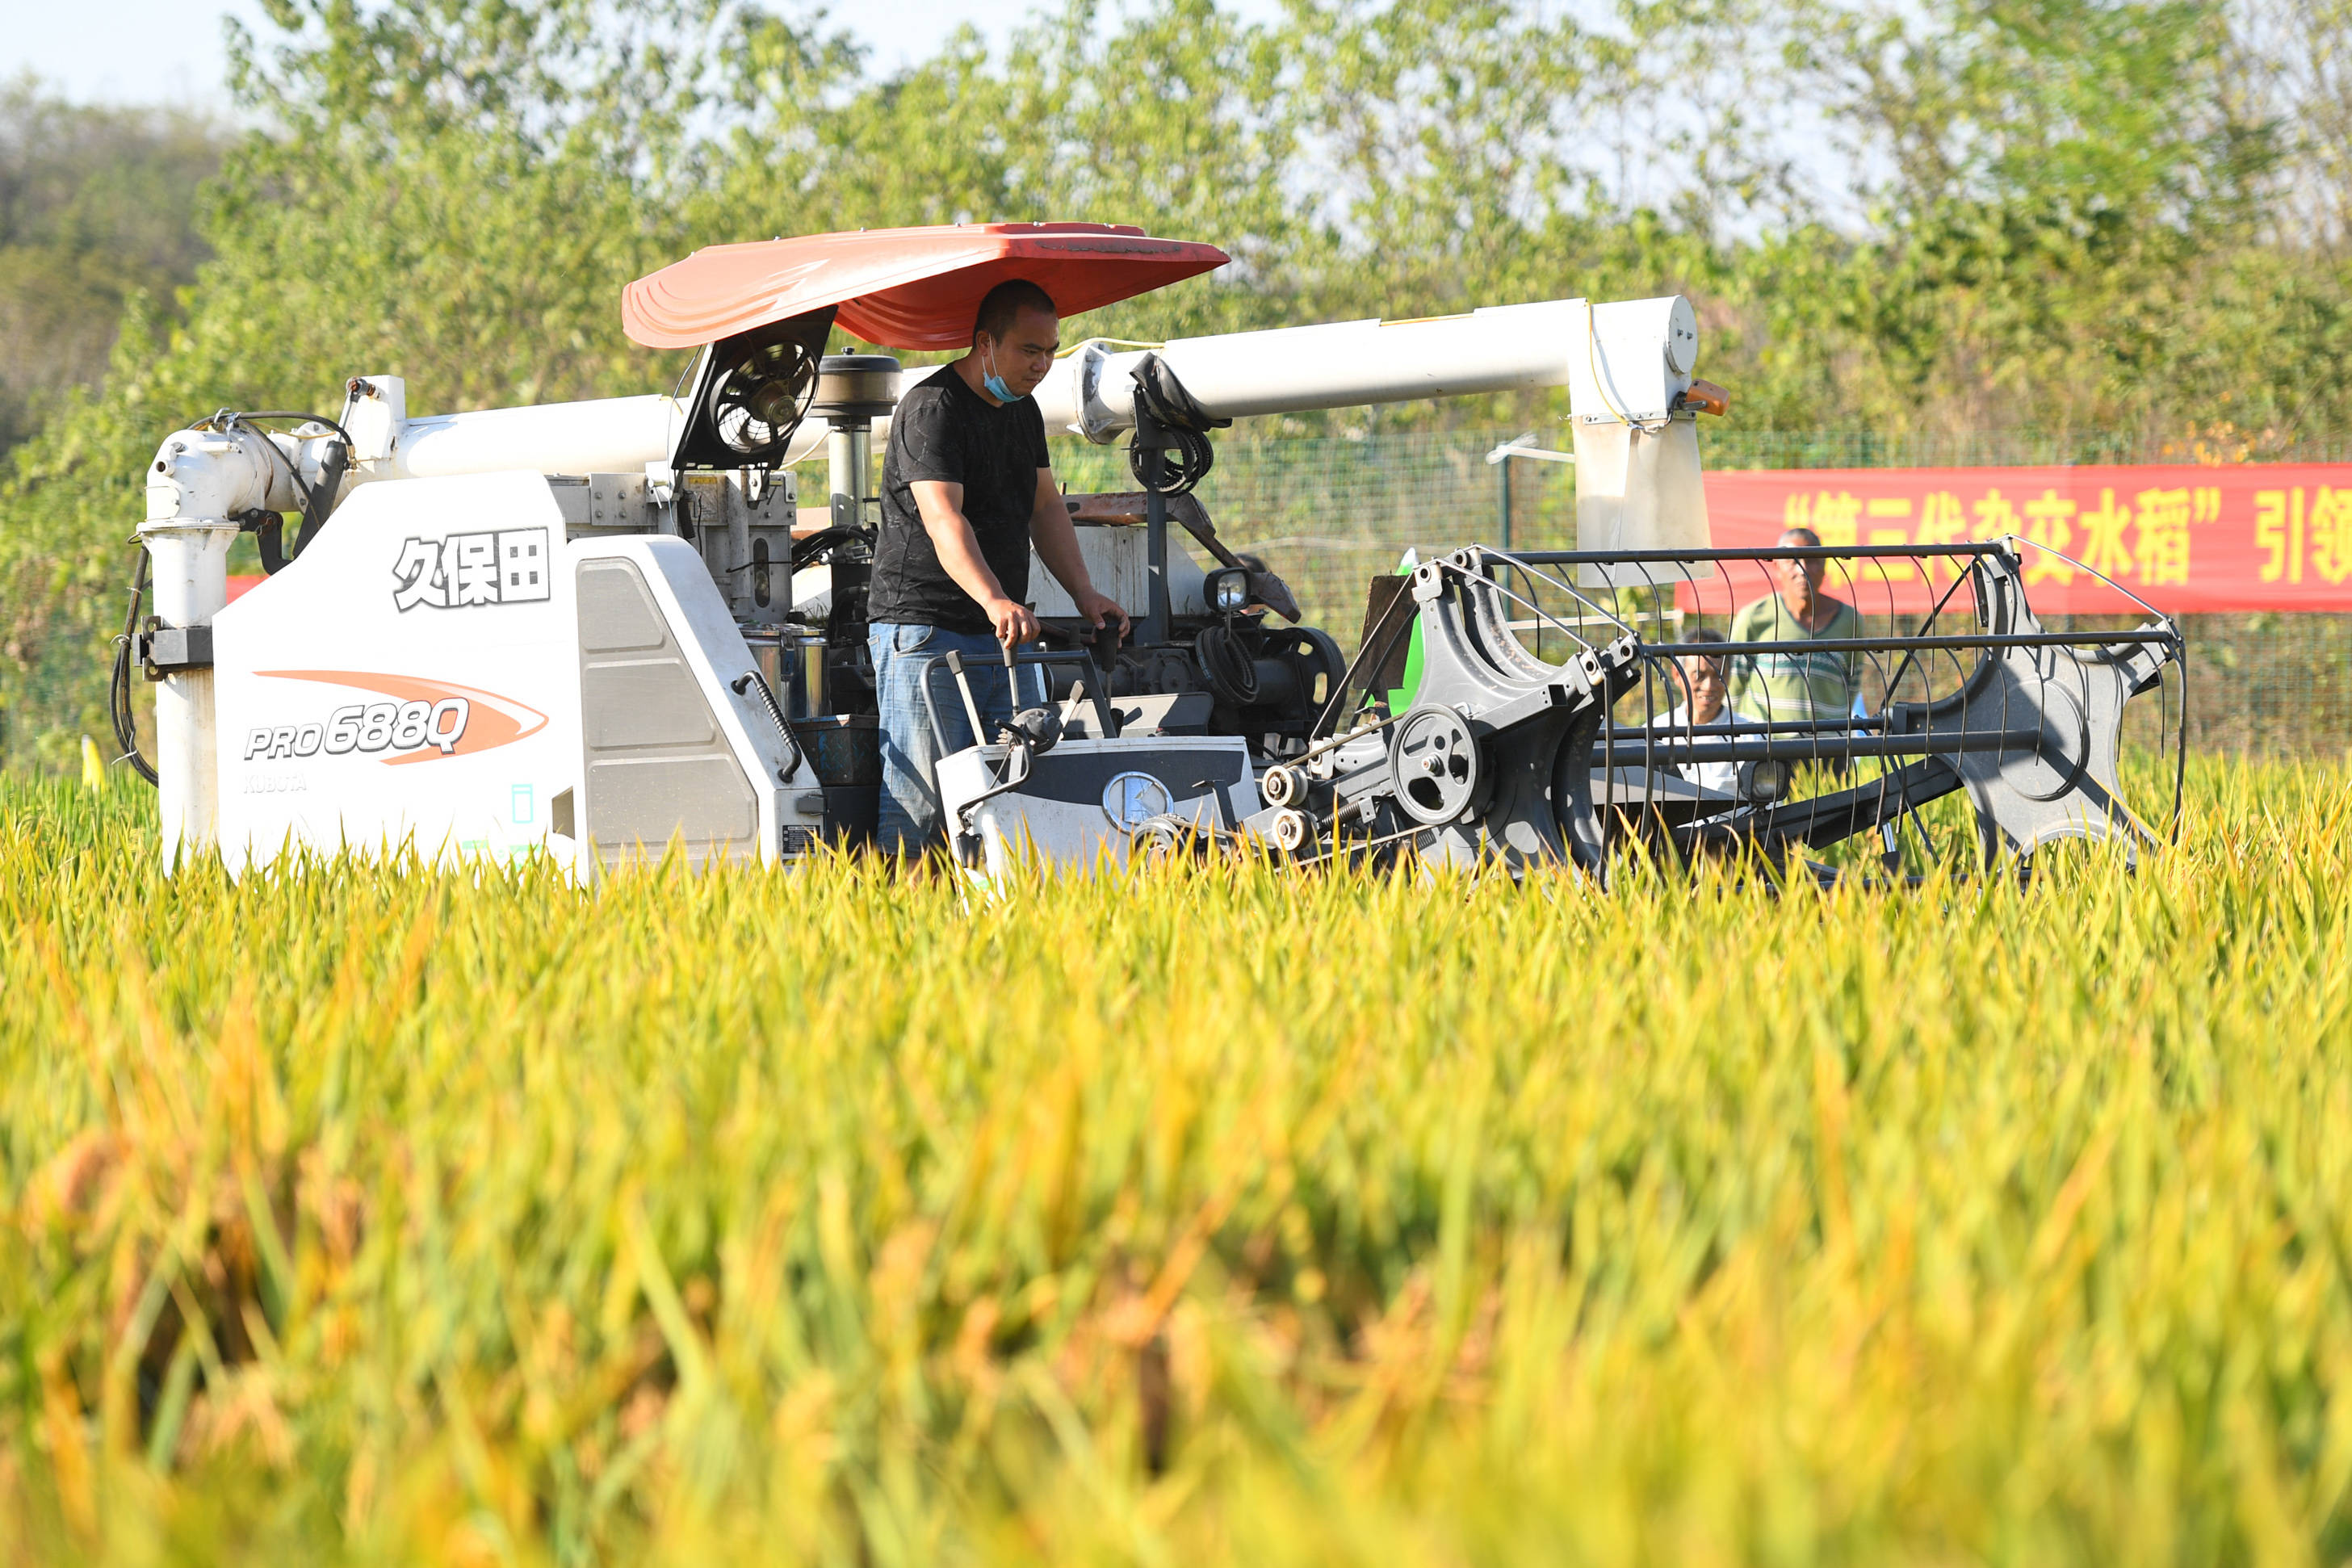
[{"left": 1727, "top": 526, "right": 1865, "bottom": 725}]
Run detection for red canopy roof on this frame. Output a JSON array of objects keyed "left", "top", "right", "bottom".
[{"left": 621, "top": 223, "right": 1230, "bottom": 351}]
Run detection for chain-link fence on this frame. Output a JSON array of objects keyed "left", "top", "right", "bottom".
[{"left": 1043, "top": 427, "right": 2352, "bottom": 759}]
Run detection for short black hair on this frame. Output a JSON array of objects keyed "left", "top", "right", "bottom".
[
  {"left": 1683, "top": 627, "right": 1727, "bottom": 645},
  {"left": 975, "top": 279, "right": 1057, "bottom": 344},
  {"left": 1779, "top": 526, "right": 1822, "bottom": 547}
]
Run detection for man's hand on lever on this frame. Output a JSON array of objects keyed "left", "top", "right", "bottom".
[
  {"left": 984, "top": 596, "right": 1041, "bottom": 652},
  {"left": 1029, "top": 469, "right": 1130, "bottom": 648},
  {"left": 1072, "top": 588, "right": 1130, "bottom": 643}
]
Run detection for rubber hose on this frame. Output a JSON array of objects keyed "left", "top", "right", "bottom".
[
  {"left": 110, "top": 547, "right": 158, "bottom": 786},
  {"left": 1196, "top": 623, "right": 1260, "bottom": 706},
  {"left": 1128, "top": 428, "right": 1214, "bottom": 495}
]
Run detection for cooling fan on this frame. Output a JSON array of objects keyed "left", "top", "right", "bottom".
[
  {"left": 669, "top": 307, "right": 836, "bottom": 470},
  {"left": 708, "top": 337, "right": 817, "bottom": 455}
]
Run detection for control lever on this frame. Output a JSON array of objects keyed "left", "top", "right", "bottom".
[
  {"left": 1088, "top": 615, "right": 1123, "bottom": 673},
  {"left": 998, "top": 637, "right": 1064, "bottom": 755},
  {"left": 942, "top": 649, "right": 989, "bottom": 744},
  {"left": 946, "top": 644, "right": 1046, "bottom": 864}
]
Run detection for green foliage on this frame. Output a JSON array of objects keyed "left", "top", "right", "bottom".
[
  {"left": 0, "top": 78, "right": 224, "bottom": 456},
  {"left": 1767, "top": 0, "right": 2321, "bottom": 434},
  {"left": 2, "top": 755, "right": 2350, "bottom": 1560},
  {"left": 6, "top": 0, "right": 2352, "bottom": 768}
]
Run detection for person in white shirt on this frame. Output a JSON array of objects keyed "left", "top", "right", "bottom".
[{"left": 1662, "top": 628, "right": 1759, "bottom": 800}]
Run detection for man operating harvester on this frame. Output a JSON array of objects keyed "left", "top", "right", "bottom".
[{"left": 866, "top": 279, "right": 1130, "bottom": 857}]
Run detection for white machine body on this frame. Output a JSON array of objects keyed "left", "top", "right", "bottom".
[
  {"left": 1037, "top": 296, "right": 1700, "bottom": 434},
  {"left": 137, "top": 289, "right": 1713, "bottom": 871},
  {"left": 211, "top": 472, "right": 816, "bottom": 875},
  {"left": 938, "top": 734, "right": 1260, "bottom": 878}
]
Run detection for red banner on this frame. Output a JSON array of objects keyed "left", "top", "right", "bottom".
[{"left": 1690, "top": 464, "right": 2352, "bottom": 614}]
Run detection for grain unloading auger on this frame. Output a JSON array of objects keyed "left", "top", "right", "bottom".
[{"left": 118, "top": 221, "right": 2185, "bottom": 880}]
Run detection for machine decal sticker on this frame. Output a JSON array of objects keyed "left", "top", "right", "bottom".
[
  {"left": 392, "top": 528, "right": 551, "bottom": 610},
  {"left": 242, "top": 772, "right": 308, "bottom": 794},
  {"left": 1101, "top": 771, "right": 1173, "bottom": 829},
  {"left": 250, "top": 671, "right": 548, "bottom": 765}
]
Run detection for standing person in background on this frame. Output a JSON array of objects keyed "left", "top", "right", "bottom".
[
  {"left": 865, "top": 279, "right": 1130, "bottom": 858},
  {"left": 1663, "top": 628, "right": 1759, "bottom": 799},
  {"left": 1728, "top": 526, "right": 1866, "bottom": 727}
]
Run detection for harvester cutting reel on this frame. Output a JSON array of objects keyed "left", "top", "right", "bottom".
[{"left": 1240, "top": 542, "right": 2187, "bottom": 879}]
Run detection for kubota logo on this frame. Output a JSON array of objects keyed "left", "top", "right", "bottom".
[{"left": 247, "top": 671, "right": 547, "bottom": 766}]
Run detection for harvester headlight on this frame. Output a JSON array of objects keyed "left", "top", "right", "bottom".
[
  {"left": 1740, "top": 757, "right": 1794, "bottom": 805},
  {"left": 1210, "top": 568, "right": 1251, "bottom": 614}
]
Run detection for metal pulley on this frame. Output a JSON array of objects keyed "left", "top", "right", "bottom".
[
  {"left": 1260, "top": 764, "right": 1307, "bottom": 808},
  {"left": 1388, "top": 703, "right": 1485, "bottom": 826},
  {"left": 1270, "top": 809, "right": 1315, "bottom": 855},
  {"left": 1129, "top": 813, "right": 1208, "bottom": 863}
]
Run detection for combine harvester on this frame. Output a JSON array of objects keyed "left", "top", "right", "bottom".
[{"left": 118, "top": 223, "right": 2186, "bottom": 879}]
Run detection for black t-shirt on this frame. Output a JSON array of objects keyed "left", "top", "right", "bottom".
[{"left": 868, "top": 368, "right": 1051, "bottom": 635}]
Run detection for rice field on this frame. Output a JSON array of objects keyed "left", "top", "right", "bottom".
[{"left": 2, "top": 755, "right": 2349, "bottom": 1565}]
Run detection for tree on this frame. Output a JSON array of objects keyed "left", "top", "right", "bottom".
[
  {"left": 0, "top": 79, "right": 225, "bottom": 459},
  {"left": 6, "top": 0, "right": 2352, "bottom": 769}
]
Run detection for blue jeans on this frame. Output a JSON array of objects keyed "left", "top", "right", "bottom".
[{"left": 868, "top": 623, "right": 1045, "bottom": 856}]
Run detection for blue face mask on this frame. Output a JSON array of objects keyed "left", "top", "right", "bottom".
[{"left": 982, "top": 342, "right": 1019, "bottom": 403}]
